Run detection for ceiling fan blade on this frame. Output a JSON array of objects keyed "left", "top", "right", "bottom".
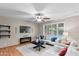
[
  {"left": 26, "top": 17, "right": 35, "bottom": 19},
  {"left": 43, "top": 17, "right": 50, "bottom": 19},
  {"left": 43, "top": 17, "right": 50, "bottom": 21}
]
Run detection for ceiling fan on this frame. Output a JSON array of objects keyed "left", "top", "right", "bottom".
[
  {"left": 29, "top": 13, "right": 51, "bottom": 22},
  {"left": 34, "top": 13, "right": 50, "bottom": 22}
]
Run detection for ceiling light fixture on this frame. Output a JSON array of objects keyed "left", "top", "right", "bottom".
[
  {"left": 36, "top": 16, "right": 42, "bottom": 22},
  {"left": 35, "top": 13, "right": 50, "bottom": 22},
  {"left": 35, "top": 13, "right": 43, "bottom": 22}
]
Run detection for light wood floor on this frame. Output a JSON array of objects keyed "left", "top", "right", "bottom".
[{"left": 0, "top": 45, "right": 22, "bottom": 56}]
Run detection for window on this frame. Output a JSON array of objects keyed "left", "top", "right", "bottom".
[
  {"left": 58, "top": 23, "right": 64, "bottom": 36},
  {"left": 44, "top": 23, "right": 64, "bottom": 36}
]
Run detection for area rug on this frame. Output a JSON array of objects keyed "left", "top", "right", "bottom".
[{"left": 16, "top": 43, "right": 61, "bottom": 56}]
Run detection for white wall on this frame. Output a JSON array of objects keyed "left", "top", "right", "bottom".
[
  {"left": 63, "top": 16, "right": 79, "bottom": 41},
  {"left": 37, "top": 23, "right": 43, "bottom": 35},
  {"left": 0, "top": 16, "right": 38, "bottom": 48}
]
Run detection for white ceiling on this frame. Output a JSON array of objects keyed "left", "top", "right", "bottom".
[{"left": 0, "top": 3, "right": 79, "bottom": 22}]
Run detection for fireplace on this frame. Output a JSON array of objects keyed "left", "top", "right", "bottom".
[{"left": 20, "top": 37, "right": 31, "bottom": 44}]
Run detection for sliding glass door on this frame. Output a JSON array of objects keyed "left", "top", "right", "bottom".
[
  {"left": 58, "top": 23, "right": 64, "bottom": 36},
  {"left": 43, "top": 23, "right": 64, "bottom": 40},
  {"left": 45, "top": 24, "right": 57, "bottom": 35}
]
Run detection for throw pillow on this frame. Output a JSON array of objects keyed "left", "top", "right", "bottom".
[{"left": 58, "top": 47, "right": 68, "bottom": 56}]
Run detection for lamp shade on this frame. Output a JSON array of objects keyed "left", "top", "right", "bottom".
[{"left": 63, "top": 32, "right": 68, "bottom": 36}]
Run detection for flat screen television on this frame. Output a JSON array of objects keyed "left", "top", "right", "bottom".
[{"left": 20, "top": 26, "right": 31, "bottom": 33}]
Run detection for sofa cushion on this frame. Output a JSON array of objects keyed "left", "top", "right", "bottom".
[{"left": 51, "top": 37, "right": 57, "bottom": 42}]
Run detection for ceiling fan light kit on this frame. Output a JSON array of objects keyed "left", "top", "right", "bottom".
[
  {"left": 35, "top": 13, "right": 50, "bottom": 22},
  {"left": 37, "top": 18, "right": 42, "bottom": 22},
  {"left": 36, "top": 15, "right": 42, "bottom": 22}
]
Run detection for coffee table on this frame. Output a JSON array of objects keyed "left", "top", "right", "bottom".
[{"left": 32, "top": 41, "right": 45, "bottom": 51}]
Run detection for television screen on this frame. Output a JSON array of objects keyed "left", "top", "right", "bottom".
[{"left": 20, "top": 26, "right": 31, "bottom": 33}]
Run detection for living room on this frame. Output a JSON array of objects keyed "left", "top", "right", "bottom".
[{"left": 0, "top": 3, "right": 79, "bottom": 56}]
